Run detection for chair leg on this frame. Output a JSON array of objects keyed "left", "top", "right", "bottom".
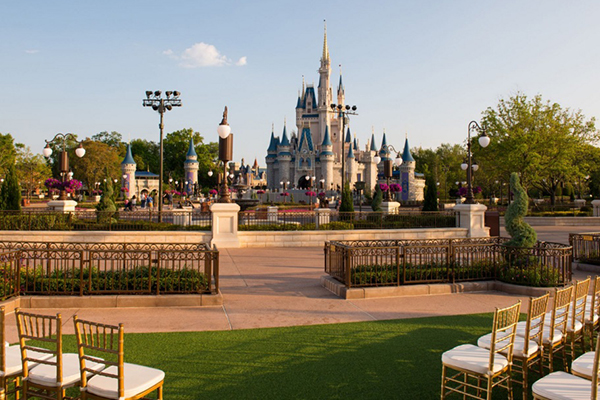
[
  {"left": 486, "top": 376, "right": 493, "bottom": 400},
  {"left": 561, "top": 344, "right": 569, "bottom": 372},
  {"left": 158, "top": 385, "right": 164, "bottom": 400},
  {"left": 522, "top": 362, "right": 529, "bottom": 400}
]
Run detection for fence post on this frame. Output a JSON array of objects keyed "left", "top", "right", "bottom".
[
  {"left": 345, "top": 248, "right": 352, "bottom": 288},
  {"left": 396, "top": 246, "right": 401, "bottom": 286}
]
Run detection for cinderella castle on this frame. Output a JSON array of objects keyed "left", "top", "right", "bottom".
[{"left": 265, "top": 25, "right": 424, "bottom": 201}]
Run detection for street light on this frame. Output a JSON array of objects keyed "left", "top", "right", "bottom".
[
  {"left": 42, "top": 133, "right": 85, "bottom": 201},
  {"left": 462, "top": 121, "right": 490, "bottom": 204},
  {"left": 329, "top": 103, "right": 357, "bottom": 193},
  {"left": 373, "top": 144, "right": 402, "bottom": 201},
  {"left": 217, "top": 107, "right": 233, "bottom": 203},
  {"left": 143, "top": 90, "right": 182, "bottom": 220}
]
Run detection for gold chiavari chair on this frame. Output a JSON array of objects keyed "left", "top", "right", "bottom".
[
  {"left": 441, "top": 301, "right": 521, "bottom": 400},
  {"left": 586, "top": 276, "right": 600, "bottom": 349},
  {"left": 74, "top": 316, "right": 164, "bottom": 400},
  {"left": 479, "top": 293, "right": 550, "bottom": 400},
  {"left": 540, "top": 286, "right": 573, "bottom": 373},
  {"left": 566, "top": 278, "right": 590, "bottom": 364},
  {"left": 15, "top": 309, "right": 104, "bottom": 400},
  {"left": 532, "top": 333, "right": 600, "bottom": 400}
]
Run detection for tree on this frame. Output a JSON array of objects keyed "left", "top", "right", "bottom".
[
  {"left": 505, "top": 173, "right": 536, "bottom": 248},
  {"left": 70, "top": 139, "right": 121, "bottom": 193},
  {"left": 371, "top": 184, "right": 383, "bottom": 211},
  {"left": 339, "top": 182, "right": 354, "bottom": 212},
  {"left": 95, "top": 174, "right": 117, "bottom": 222},
  {"left": 15, "top": 144, "right": 52, "bottom": 199},
  {"left": 0, "top": 164, "right": 21, "bottom": 210},
  {"left": 0, "top": 133, "right": 16, "bottom": 178},
  {"left": 480, "top": 93, "right": 598, "bottom": 204},
  {"left": 130, "top": 139, "right": 160, "bottom": 173},
  {"left": 422, "top": 174, "right": 438, "bottom": 212},
  {"left": 92, "top": 131, "right": 124, "bottom": 148}
]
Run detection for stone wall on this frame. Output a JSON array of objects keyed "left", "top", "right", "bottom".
[{"left": 0, "top": 228, "right": 468, "bottom": 248}]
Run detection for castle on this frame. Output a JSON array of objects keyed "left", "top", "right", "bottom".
[{"left": 265, "top": 25, "right": 424, "bottom": 201}]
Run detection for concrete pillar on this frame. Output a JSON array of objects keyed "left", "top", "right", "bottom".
[
  {"left": 210, "top": 203, "right": 241, "bottom": 248},
  {"left": 454, "top": 203, "right": 489, "bottom": 238},
  {"left": 173, "top": 207, "right": 192, "bottom": 226},
  {"left": 47, "top": 200, "right": 77, "bottom": 213},
  {"left": 315, "top": 208, "right": 331, "bottom": 229},
  {"left": 267, "top": 206, "right": 278, "bottom": 222},
  {"left": 592, "top": 200, "right": 600, "bottom": 216},
  {"left": 381, "top": 201, "right": 400, "bottom": 214}
]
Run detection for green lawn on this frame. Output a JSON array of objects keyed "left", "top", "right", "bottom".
[{"left": 55, "top": 313, "right": 537, "bottom": 400}]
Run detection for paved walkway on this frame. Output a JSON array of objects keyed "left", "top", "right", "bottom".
[{"left": 4, "top": 225, "right": 599, "bottom": 341}]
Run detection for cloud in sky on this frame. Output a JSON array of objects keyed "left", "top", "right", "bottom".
[
  {"left": 24, "top": 49, "right": 39, "bottom": 54},
  {"left": 164, "top": 42, "right": 246, "bottom": 68}
]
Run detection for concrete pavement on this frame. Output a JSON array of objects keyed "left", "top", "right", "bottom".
[{"left": 4, "top": 225, "right": 599, "bottom": 342}]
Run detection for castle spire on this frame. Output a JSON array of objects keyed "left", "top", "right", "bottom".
[
  {"left": 338, "top": 64, "right": 344, "bottom": 95},
  {"left": 322, "top": 20, "right": 330, "bottom": 63}
]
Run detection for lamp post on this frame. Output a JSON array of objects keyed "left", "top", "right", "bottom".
[
  {"left": 461, "top": 121, "right": 490, "bottom": 204},
  {"left": 328, "top": 103, "right": 357, "bottom": 193},
  {"left": 373, "top": 145, "right": 402, "bottom": 201},
  {"left": 217, "top": 107, "right": 233, "bottom": 203},
  {"left": 142, "top": 90, "right": 182, "bottom": 220},
  {"left": 355, "top": 181, "right": 365, "bottom": 211},
  {"left": 43, "top": 133, "right": 85, "bottom": 201}
]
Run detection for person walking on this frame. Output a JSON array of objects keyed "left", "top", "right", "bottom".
[
  {"left": 147, "top": 194, "right": 153, "bottom": 209},
  {"left": 140, "top": 193, "right": 147, "bottom": 208}
]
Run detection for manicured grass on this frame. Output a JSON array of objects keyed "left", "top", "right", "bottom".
[{"left": 56, "top": 313, "right": 531, "bottom": 400}]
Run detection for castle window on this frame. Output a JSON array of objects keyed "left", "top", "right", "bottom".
[{"left": 307, "top": 158, "right": 312, "bottom": 167}]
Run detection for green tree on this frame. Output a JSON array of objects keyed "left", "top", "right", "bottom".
[
  {"left": 70, "top": 139, "right": 121, "bottom": 193},
  {"left": 480, "top": 93, "right": 598, "bottom": 204},
  {"left": 95, "top": 175, "right": 117, "bottom": 222},
  {"left": 339, "top": 182, "right": 354, "bottom": 212},
  {"left": 371, "top": 184, "right": 383, "bottom": 212},
  {"left": 422, "top": 175, "right": 438, "bottom": 212},
  {"left": 15, "top": 144, "right": 52, "bottom": 199},
  {"left": 92, "top": 131, "right": 124, "bottom": 148},
  {"left": 0, "top": 133, "right": 16, "bottom": 178},
  {"left": 130, "top": 139, "right": 160, "bottom": 173},
  {"left": 505, "top": 173, "right": 536, "bottom": 248},
  {"left": 0, "top": 164, "right": 21, "bottom": 210}
]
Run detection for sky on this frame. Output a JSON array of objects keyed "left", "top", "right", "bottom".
[{"left": 1, "top": 1, "right": 600, "bottom": 167}]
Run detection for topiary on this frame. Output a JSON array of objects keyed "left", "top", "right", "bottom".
[
  {"left": 0, "top": 165, "right": 21, "bottom": 211},
  {"left": 504, "top": 172, "right": 537, "bottom": 248},
  {"left": 339, "top": 182, "right": 354, "bottom": 213},
  {"left": 371, "top": 184, "right": 382, "bottom": 212},
  {"left": 422, "top": 174, "right": 438, "bottom": 212},
  {"left": 95, "top": 177, "right": 117, "bottom": 223}
]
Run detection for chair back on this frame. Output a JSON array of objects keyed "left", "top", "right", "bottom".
[
  {"left": 524, "top": 293, "right": 550, "bottom": 353},
  {"left": 14, "top": 309, "right": 63, "bottom": 384},
  {"left": 571, "top": 278, "right": 591, "bottom": 331},
  {"left": 549, "top": 286, "right": 574, "bottom": 336},
  {"left": 489, "top": 301, "right": 521, "bottom": 369},
  {"left": 0, "top": 307, "right": 5, "bottom": 374},
  {"left": 590, "top": 332, "right": 600, "bottom": 400},
  {"left": 73, "top": 316, "right": 124, "bottom": 398},
  {"left": 590, "top": 276, "right": 600, "bottom": 320}
]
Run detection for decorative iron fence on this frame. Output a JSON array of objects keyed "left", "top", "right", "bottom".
[
  {"left": 0, "top": 242, "right": 219, "bottom": 300},
  {"left": 570, "top": 232, "right": 600, "bottom": 264},
  {"left": 239, "top": 210, "right": 456, "bottom": 231},
  {"left": 0, "top": 210, "right": 211, "bottom": 231},
  {"left": 0, "top": 250, "right": 20, "bottom": 300},
  {"left": 324, "top": 237, "right": 572, "bottom": 288}
]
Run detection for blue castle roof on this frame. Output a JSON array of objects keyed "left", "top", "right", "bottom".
[
  {"left": 121, "top": 144, "right": 135, "bottom": 165},
  {"left": 300, "top": 86, "right": 317, "bottom": 109},
  {"left": 322, "top": 126, "right": 332, "bottom": 147},
  {"left": 186, "top": 137, "right": 197, "bottom": 157},
  {"left": 347, "top": 144, "right": 355, "bottom": 159},
  {"left": 370, "top": 133, "right": 378, "bottom": 151},
  {"left": 345, "top": 127, "right": 352, "bottom": 143},
  {"left": 280, "top": 125, "right": 290, "bottom": 147},
  {"left": 298, "top": 127, "right": 314, "bottom": 151},
  {"left": 402, "top": 137, "right": 415, "bottom": 162},
  {"left": 267, "top": 131, "right": 278, "bottom": 152}
]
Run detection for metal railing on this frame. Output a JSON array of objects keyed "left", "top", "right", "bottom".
[
  {"left": 239, "top": 210, "right": 456, "bottom": 230},
  {"left": 325, "top": 237, "right": 572, "bottom": 288},
  {"left": 570, "top": 232, "right": 600, "bottom": 264},
  {"left": 0, "top": 210, "right": 211, "bottom": 231},
  {"left": 0, "top": 242, "right": 219, "bottom": 300}
]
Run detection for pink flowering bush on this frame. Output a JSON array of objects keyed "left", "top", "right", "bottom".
[
  {"left": 389, "top": 183, "right": 402, "bottom": 192},
  {"left": 257, "top": 190, "right": 265, "bottom": 194},
  {"left": 280, "top": 192, "right": 290, "bottom": 197},
  {"left": 379, "top": 183, "right": 389, "bottom": 192},
  {"left": 209, "top": 189, "right": 218, "bottom": 195},
  {"left": 305, "top": 191, "right": 317, "bottom": 197}
]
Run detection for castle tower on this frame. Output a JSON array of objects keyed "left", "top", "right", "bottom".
[
  {"left": 317, "top": 22, "right": 332, "bottom": 148},
  {"left": 337, "top": 68, "right": 345, "bottom": 107},
  {"left": 320, "top": 125, "right": 335, "bottom": 190},
  {"left": 121, "top": 143, "right": 136, "bottom": 199},
  {"left": 399, "top": 136, "right": 417, "bottom": 201},
  {"left": 184, "top": 137, "right": 199, "bottom": 196},
  {"left": 265, "top": 126, "right": 278, "bottom": 190},
  {"left": 277, "top": 124, "right": 292, "bottom": 187}
]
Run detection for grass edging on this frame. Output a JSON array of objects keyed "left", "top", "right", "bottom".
[{"left": 320, "top": 275, "right": 553, "bottom": 299}]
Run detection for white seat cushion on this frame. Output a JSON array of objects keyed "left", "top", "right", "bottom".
[
  {"left": 28, "top": 353, "right": 103, "bottom": 388},
  {"left": 532, "top": 371, "right": 594, "bottom": 400},
  {"left": 86, "top": 363, "right": 164, "bottom": 399},
  {"left": 567, "top": 320, "right": 584, "bottom": 334},
  {"left": 571, "top": 351, "right": 595, "bottom": 380},
  {"left": 1, "top": 346, "right": 53, "bottom": 377},
  {"left": 478, "top": 333, "right": 539, "bottom": 358},
  {"left": 517, "top": 321, "right": 562, "bottom": 345},
  {"left": 516, "top": 320, "right": 543, "bottom": 337},
  {"left": 442, "top": 344, "right": 509, "bottom": 375}
]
